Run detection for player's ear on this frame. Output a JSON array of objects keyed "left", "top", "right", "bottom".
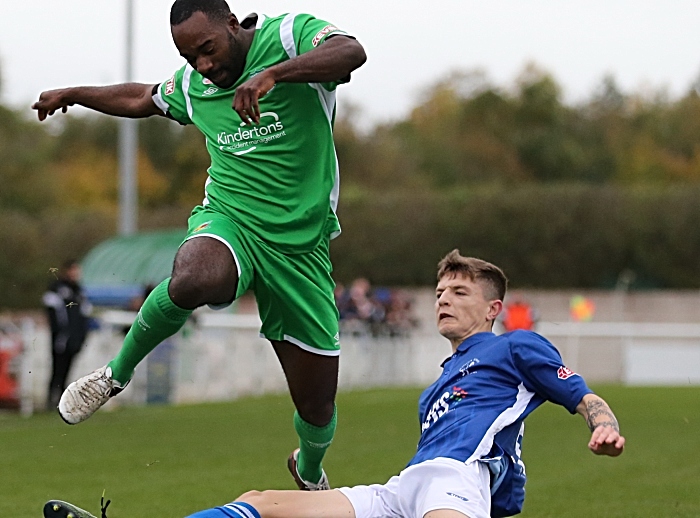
[
  {"left": 487, "top": 299, "right": 503, "bottom": 322},
  {"left": 227, "top": 13, "right": 240, "bottom": 33}
]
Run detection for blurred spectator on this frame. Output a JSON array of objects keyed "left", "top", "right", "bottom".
[
  {"left": 127, "top": 283, "right": 156, "bottom": 312},
  {"left": 0, "top": 320, "right": 23, "bottom": 409},
  {"left": 384, "top": 288, "right": 418, "bottom": 336},
  {"left": 570, "top": 295, "right": 595, "bottom": 322},
  {"left": 121, "top": 283, "right": 157, "bottom": 336},
  {"left": 502, "top": 295, "right": 539, "bottom": 332},
  {"left": 42, "top": 259, "right": 92, "bottom": 410},
  {"left": 335, "top": 278, "right": 416, "bottom": 337},
  {"left": 334, "top": 282, "right": 352, "bottom": 320}
]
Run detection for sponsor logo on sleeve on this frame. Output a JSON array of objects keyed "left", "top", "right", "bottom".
[
  {"left": 446, "top": 492, "right": 469, "bottom": 502},
  {"left": 165, "top": 75, "right": 176, "bottom": 95},
  {"left": 557, "top": 366, "right": 578, "bottom": 380},
  {"left": 312, "top": 25, "right": 339, "bottom": 47}
]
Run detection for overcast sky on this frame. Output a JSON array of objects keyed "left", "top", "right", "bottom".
[{"left": 2, "top": 1, "right": 699, "bottom": 124}]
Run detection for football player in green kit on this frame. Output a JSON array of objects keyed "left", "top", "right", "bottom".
[{"left": 32, "top": 0, "right": 366, "bottom": 491}]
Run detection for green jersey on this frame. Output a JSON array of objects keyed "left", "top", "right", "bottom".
[{"left": 153, "top": 13, "right": 351, "bottom": 253}]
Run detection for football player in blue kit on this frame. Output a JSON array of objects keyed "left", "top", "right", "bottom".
[{"left": 44, "top": 250, "right": 624, "bottom": 518}]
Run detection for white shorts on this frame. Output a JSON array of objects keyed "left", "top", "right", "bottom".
[{"left": 337, "top": 458, "right": 491, "bottom": 518}]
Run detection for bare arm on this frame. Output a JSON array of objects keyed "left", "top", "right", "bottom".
[
  {"left": 575, "top": 393, "right": 625, "bottom": 457},
  {"left": 32, "top": 83, "right": 163, "bottom": 121},
  {"left": 234, "top": 36, "right": 366, "bottom": 124},
  {"left": 267, "top": 35, "right": 366, "bottom": 84}
]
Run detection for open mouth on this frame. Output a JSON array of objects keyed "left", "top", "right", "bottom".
[{"left": 439, "top": 313, "right": 453, "bottom": 321}]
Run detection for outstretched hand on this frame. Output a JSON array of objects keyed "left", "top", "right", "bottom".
[
  {"left": 588, "top": 425, "right": 625, "bottom": 456},
  {"left": 232, "top": 69, "right": 276, "bottom": 125},
  {"left": 32, "top": 89, "right": 73, "bottom": 121}
]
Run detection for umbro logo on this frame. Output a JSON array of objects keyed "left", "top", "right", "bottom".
[
  {"left": 137, "top": 310, "right": 151, "bottom": 332},
  {"left": 203, "top": 87, "right": 219, "bottom": 96}
]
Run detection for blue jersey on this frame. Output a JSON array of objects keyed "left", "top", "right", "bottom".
[{"left": 407, "top": 331, "right": 592, "bottom": 517}]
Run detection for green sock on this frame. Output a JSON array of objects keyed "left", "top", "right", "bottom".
[
  {"left": 293, "top": 407, "right": 337, "bottom": 484},
  {"left": 108, "top": 278, "right": 192, "bottom": 385}
]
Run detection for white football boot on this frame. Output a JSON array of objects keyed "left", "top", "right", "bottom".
[
  {"left": 44, "top": 495, "right": 111, "bottom": 518},
  {"left": 44, "top": 500, "right": 97, "bottom": 518},
  {"left": 57, "top": 366, "right": 126, "bottom": 424},
  {"left": 287, "top": 448, "right": 331, "bottom": 490}
]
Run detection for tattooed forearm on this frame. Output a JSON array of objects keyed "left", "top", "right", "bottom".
[{"left": 584, "top": 399, "right": 620, "bottom": 432}]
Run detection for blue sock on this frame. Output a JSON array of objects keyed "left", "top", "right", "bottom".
[{"left": 186, "top": 502, "right": 261, "bottom": 518}]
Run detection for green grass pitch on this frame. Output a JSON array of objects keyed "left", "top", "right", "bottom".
[{"left": 1, "top": 385, "right": 699, "bottom": 517}]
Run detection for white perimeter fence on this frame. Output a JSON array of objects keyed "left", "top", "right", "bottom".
[{"left": 12, "top": 311, "right": 700, "bottom": 416}]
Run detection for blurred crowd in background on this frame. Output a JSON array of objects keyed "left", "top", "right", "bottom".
[{"left": 335, "top": 278, "right": 417, "bottom": 338}]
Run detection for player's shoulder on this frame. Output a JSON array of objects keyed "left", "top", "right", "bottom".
[
  {"left": 251, "top": 12, "right": 306, "bottom": 31},
  {"left": 505, "top": 329, "right": 541, "bottom": 341},
  {"left": 503, "top": 329, "right": 554, "bottom": 350},
  {"left": 160, "top": 64, "right": 190, "bottom": 94},
  {"left": 255, "top": 12, "right": 324, "bottom": 31},
  {"left": 247, "top": 14, "right": 290, "bottom": 45}
]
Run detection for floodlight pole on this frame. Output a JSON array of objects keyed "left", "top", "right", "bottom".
[{"left": 118, "top": 0, "right": 138, "bottom": 236}]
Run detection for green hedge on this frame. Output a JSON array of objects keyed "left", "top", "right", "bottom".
[
  {"left": 331, "top": 184, "right": 700, "bottom": 289},
  {"left": 2, "top": 184, "right": 700, "bottom": 309}
]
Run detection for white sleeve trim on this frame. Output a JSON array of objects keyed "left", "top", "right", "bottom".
[
  {"left": 323, "top": 30, "right": 350, "bottom": 40},
  {"left": 152, "top": 84, "right": 169, "bottom": 115}
]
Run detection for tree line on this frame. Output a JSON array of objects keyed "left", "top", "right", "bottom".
[{"left": 2, "top": 63, "right": 700, "bottom": 308}]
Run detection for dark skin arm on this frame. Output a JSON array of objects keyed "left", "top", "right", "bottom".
[
  {"left": 234, "top": 35, "right": 366, "bottom": 125},
  {"left": 575, "top": 393, "right": 625, "bottom": 457},
  {"left": 31, "top": 83, "right": 163, "bottom": 121}
]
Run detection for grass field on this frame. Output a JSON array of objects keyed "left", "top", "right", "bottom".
[{"left": 1, "top": 385, "right": 699, "bottom": 517}]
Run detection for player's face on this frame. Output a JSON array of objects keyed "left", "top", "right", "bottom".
[
  {"left": 65, "top": 265, "right": 81, "bottom": 283},
  {"left": 435, "top": 273, "right": 501, "bottom": 346},
  {"left": 172, "top": 11, "right": 247, "bottom": 89}
]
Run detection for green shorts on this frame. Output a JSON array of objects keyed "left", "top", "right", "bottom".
[{"left": 183, "top": 206, "right": 340, "bottom": 356}]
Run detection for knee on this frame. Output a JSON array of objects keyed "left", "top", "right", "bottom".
[
  {"left": 237, "top": 490, "right": 262, "bottom": 503},
  {"left": 170, "top": 251, "right": 238, "bottom": 308},
  {"left": 297, "top": 401, "right": 336, "bottom": 427},
  {"left": 168, "top": 272, "right": 207, "bottom": 309},
  {"left": 236, "top": 491, "right": 276, "bottom": 518}
]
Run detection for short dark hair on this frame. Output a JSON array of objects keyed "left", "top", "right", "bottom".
[
  {"left": 437, "top": 249, "right": 508, "bottom": 301},
  {"left": 170, "top": 0, "right": 231, "bottom": 26}
]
